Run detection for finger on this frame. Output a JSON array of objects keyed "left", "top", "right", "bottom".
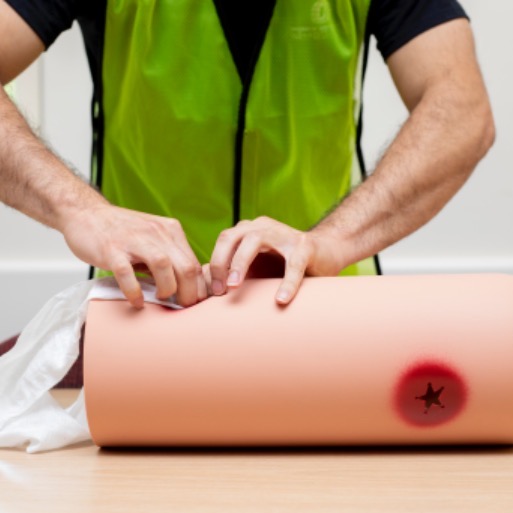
[
  {"left": 144, "top": 250, "right": 177, "bottom": 300},
  {"left": 110, "top": 255, "right": 144, "bottom": 309},
  {"left": 202, "top": 264, "right": 213, "bottom": 297},
  {"left": 197, "top": 271, "right": 208, "bottom": 302},
  {"left": 165, "top": 246, "right": 202, "bottom": 307},
  {"left": 134, "top": 218, "right": 202, "bottom": 305},
  {"left": 210, "top": 222, "right": 250, "bottom": 295},
  {"left": 165, "top": 222, "right": 207, "bottom": 302},
  {"left": 275, "top": 252, "right": 308, "bottom": 305},
  {"left": 227, "top": 231, "right": 267, "bottom": 288}
]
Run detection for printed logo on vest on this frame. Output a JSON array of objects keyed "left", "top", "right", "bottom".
[
  {"left": 291, "top": 0, "right": 333, "bottom": 41},
  {"left": 311, "top": 0, "right": 331, "bottom": 25}
]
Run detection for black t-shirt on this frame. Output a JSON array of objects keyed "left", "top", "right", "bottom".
[
  {"left": 7, "top": 0, "right": 468, "bottom": 81},
  {"left": 4, "top": 0, "right": 468, "bottom": 194}
]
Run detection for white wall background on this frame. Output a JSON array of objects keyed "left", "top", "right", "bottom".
[{"left": 1, "top": 0, "right": 512, "bottom": 339}]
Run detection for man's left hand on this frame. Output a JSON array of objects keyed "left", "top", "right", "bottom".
[{"left": 209, "top": 216, "right": 342, "bottom": 304}]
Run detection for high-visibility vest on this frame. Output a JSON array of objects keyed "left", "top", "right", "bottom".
[{"left": 98, "top": 0, "right": 376, "bottom": 275}]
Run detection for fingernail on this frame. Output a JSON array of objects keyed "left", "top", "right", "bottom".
[
  {"left": 212, "top": 279, "right": 224, "bottom": 295},
  {"left": 276, "top": 290, "right": 290, "bottom": 304},
  {"left": 227, "top": 270, "right": 240, "bottom": 286}
]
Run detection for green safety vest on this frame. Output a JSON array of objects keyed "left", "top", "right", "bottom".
[{"left": 99, "top": 0, "right": 376, "bottom": 275}]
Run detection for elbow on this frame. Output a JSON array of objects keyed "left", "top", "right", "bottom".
[
  {"left": 472, "top": 97, "right": 496, "bottom": 160},
  {"left": 480, "top": 105, "right": 496, "bottom": 157},
  {"left": 483, "top": 109, "right": 497, "bottom": 153}
]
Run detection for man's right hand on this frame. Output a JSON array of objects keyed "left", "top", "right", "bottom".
[
  {"left": 61, "top": 204, "right": 207, "bottom": 308},
  {"left": 0, "top": 2, "right": 208, "bottom": 308}
]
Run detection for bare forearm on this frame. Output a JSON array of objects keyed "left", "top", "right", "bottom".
[
  {"left": 0, "top": 86, "right": 107, "bottom": 230},
  {"left": 313, "top": 76, "right": 494, "bottom": 269},
  {"left": 0, "top": 87, "right": 207, "bottom": 307}
]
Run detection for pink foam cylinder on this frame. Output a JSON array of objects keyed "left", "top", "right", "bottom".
[{"left": 84, "top": 275, "right": 513, "bottom": 447}]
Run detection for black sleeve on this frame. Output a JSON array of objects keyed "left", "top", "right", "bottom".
[
  {"left": 368, "top": 0, "right": 469, "bottom": 61},
  {"left": 5, "top": 0, "right": 82, "bottom": 49}
]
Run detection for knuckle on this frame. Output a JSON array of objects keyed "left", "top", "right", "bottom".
[
  {"left": 245, "top": 230, "right": 263, "bottom": 245},
  {"left": 146, "top": 221, "right": 163, "bottom": 237},
  {"left": 167, "top": 218, "right": 182, "bottom": 231},
  {"left": 217, "top": 229, "right": 234, "bottom": 243},
  {"left": 297, "top": 232, "right": 310, "bottom": 246},
  {"left": 288, "top": 253, "right": 308, "bottom": 272},
  {"left": 255, "top": 215, "right": 271, "bottom": 224},
  {"left": 151, "top": 253, "right": 172, "bottom": 270},
  {"left": 293, "top": 234, "right": 313, "bottom": 256},
  {"left": 209, "top": 259, "right": 228, "bottom": 275},
  {"left": 112, "top": 262, "right": 132, "bottom": 277},
  {"left": 181, "top": 262, "right": 202, "bottom": 280}
]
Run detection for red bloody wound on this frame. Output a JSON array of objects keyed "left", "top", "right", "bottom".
[{"left": 395, "top": 361, "right": 468, "bottom": 427}]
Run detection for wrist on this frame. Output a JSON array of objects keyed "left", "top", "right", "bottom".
[
  {"left": 308, "top": 224, "right": 355, "bottom": 274},
  {"left": 54, "top": 181, "right": 109, "bottom": 234}
]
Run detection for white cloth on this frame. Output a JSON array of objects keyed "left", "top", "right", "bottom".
[{"left": 0, "top": 277, "right": 179, "bottom": 453}]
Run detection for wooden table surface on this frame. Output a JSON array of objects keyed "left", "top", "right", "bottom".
[{"left": 1, "top": 390, "right": 513, "bottom": 513}]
